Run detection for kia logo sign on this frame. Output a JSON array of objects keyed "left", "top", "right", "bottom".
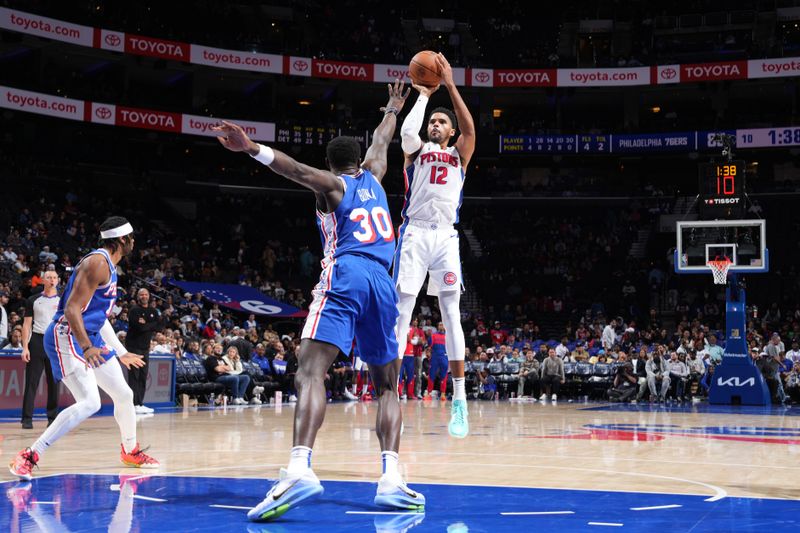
[
  {"left": 660, "top": 67, "right": 677, "bottom": 80},
  {"left": 95, "top": 106, "right": 112, "bottom": 120},
  {"left": 475, "top": 71, "right": 490, "bottom": 83},
  {"left": 104, "top": 34, "right": 121, "bottom": 47},
  {"left": 293, "top": 60, "right": 309, "bottom": 72}
]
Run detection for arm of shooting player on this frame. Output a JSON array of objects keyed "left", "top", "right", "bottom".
[
  {"left": 213, "top": 120, "right": 341, "bottom": 195},
  {"left": 64, "top": 255, "right": 108, "bottom": 368},
  {"left": 436, "top": 53, "right": 476, "bottom": 169},
  {"left": 363, "top": 79, "right": 411, "bottom": 182}
]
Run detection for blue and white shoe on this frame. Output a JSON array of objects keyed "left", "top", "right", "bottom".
[
  {"left": 374, "top": 474, "right": 425, "bottom": 511},
  {"left": 448, "top": 399, "right": 469, "bottom": 438},
  {"left": 247, "top": 468, "right": 324, "bottom": 522}
]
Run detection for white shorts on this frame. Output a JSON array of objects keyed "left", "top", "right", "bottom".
[
  {"left": 45, "top": 317, "right": 119, "bottom": 381},
  {"left": 393, "top": 220, "right": 463, "bottom": 297}
]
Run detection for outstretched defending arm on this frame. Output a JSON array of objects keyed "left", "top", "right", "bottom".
[
  {"left": 362, "top": 79, "right": 411, "bottom": 181},
  {"left": 436, "top": 53, "right": 476, "bottom": 169},
  {"left": 212, "top": 121, "right": 341, "bottom": 196}
]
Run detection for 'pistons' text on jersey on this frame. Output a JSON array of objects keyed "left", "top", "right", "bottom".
[{"left": 402, "top": 142, "right": 465, "bottom": 225}]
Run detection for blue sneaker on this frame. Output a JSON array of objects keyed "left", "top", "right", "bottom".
[
  {"left": 448, "top": 399, "right": 469, "bottom": 438},
  {"left": 247, "top": 468, "right": 324, "bottom": 522},
  {"left": 374, "top": 474, "right": 425, "bottom": 510}
]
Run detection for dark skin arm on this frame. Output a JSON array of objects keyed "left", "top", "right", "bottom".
[
  {"left": 64, "top": 254, "right": 109, "bottom": 368},
  {"left": 213, "top": 120, "right": 343, "bottom": 212},
  {"left": 436, "top": 53, "right": 476, "bottom": 169},
  {"left": 362, "top": 79, "right": 411, "bottom": 181}
]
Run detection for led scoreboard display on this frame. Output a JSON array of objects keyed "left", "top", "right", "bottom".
[{"left": 699, "top": 160, "right": 745, "bottom": 219}]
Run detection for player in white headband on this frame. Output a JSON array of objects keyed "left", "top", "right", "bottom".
[{"left": 10, "top": 216, "right": 159, "bottom": 480}]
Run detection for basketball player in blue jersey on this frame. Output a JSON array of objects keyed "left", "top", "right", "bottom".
[
  {"left": 10, "top": 217, "right": 160, "bottom": 481},
  {"left": 395, "top": 53, "right": 475, "bottom": 438},
  {"left": 213, "top": 80, "right": 425, "bottom": 522}
]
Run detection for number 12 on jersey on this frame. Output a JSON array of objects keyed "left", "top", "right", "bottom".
[
  {"left": 430, "top": 166, "right": 448, "bottom": 185},
  {"left": 350, "top": 206, "right": 394, "bottom": 243}
]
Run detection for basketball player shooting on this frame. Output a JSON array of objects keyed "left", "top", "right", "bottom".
[
  {"left": 395, "top": 53, "right": 475, "bottom": 438},
  {"left": 213, "top": 80, "right": 426, "bottom": 522},
  {"left": 9, "top": 217, "right": 160, "bottom": 481}
]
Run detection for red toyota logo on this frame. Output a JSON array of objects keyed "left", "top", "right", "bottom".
[
  {"left": 443, "top": 272, "right": 458, "bottom": 286},
  {"left": 293, "top": 60, "right": 309, "bottom": 72},
  {"left": 660, "top": 67, "right": 677, "bottom": 80},
  {"left": 104, "top": 34, "right": 121, "bottom": 47},
  {"left": 475, "top": 71, "right": 490, "bottom": 83},
  {"left": 95, "top": 106, "right": 112, "bottom": 120}
]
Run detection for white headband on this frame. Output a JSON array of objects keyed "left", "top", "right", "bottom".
[{"left": 100, "top": 222, "right": 134, "bottom": 239}]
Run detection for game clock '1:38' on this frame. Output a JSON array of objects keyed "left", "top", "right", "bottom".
[{"left": 738, "top": 127, "right": 800, "bottom": 147}]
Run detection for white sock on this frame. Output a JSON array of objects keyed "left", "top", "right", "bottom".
[
  {"left": 362, "top": 382, "right": 369, "bottom": 395},
  {"left": 381, "top": 451, "right": 399, "bottom": 477},
  {"left": 288, "top": 446, "right": 312, "bottom": 474},
  {"left": 453, "top": 377, "right": 466, "bottom": 401}
]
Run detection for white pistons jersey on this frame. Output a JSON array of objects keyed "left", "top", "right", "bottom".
[{"left": 402, "top": 142, "right": 464, "bottom": 225}]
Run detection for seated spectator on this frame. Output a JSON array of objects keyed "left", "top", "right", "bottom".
[
  {"left": 608, "top": 353, "right": 637, "bottom": 402},
  {"left": 666, "top": 351, "right": 689, "bottom": 401},
  {"left": 629, "top": 348, "right": 649, "bottom": 402},
  {"left": 204, "top": 345, "right": 250, "bottom": 405},
  {"left": 517, "top": 350, "right": 540, "bottom": 398},
  {"left": 785, "top": 362, "right": 800, "bottom": 403},
  {"left": 3, "top": 327, "right": 24, "bottom": 352},
  {"left": 539, "top": 348, "right": 565, "bottom": 402},
  {"left": 755, "top": 349, "right": 781, "bottom": 403},
  {"left": 182, "top": 340, "right": 202, "bottom": 361},
  {"left": 646, "top": 350, "right": 670, "bottom": 402},
  {"left": 476, "top": 368, "right": 497, "bottom": 400},
  {"left": 244, "top": 313, "right": 258, "bottom": 330},
  {"left": 686, "top": 350, "right": 706, "bottom": 399}
]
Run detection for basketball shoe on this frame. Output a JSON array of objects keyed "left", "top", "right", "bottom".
[
  {"left": 374, "top": 473, "right": 425, "bottom": 510},
  {"left": 448, "top": 399, "right": 469, "bottom": 438},
  {"left": 9, "top": 448, "right": 39, "bottom": 481},
  {"left": 248, "top": 467, "right": 323, "bottom": 522},
  {"left": 120, "top": 444, "right": 160, "bottom": 469}
]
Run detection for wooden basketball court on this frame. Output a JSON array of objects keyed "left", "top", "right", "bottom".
[{"left": 2, "top": 400, "right": 800, "bottom": 531}]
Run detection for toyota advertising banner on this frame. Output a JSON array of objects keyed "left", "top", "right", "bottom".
[{"left": 3, "top": 6, "right": 798, "bottom": 87}]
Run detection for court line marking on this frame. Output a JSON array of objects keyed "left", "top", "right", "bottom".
[
  {"left": 73, "top": 460, "right": 727, "bottom": 503},
  {"left": 631, "top": 504, "right": 682, "bottom": 511},
  {"left": 588, "top": 522, "right": 623, "bottom": 527},
  {"left": 501, "top": 511, "right": 575, "bottom": 516},
  {"left": 210, "top": 504, "right": 252, "bottom": 510},
  {"left": 132, "top": 494, "right": 167, "bottom": 502},
  {"left": 31, "top": 501, "right": 59, "bottom": 505},
  {"left": 346, "top": 511, "right": 422, "bottom": 515}
]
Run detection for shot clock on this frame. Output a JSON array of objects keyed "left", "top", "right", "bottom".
[{"left": 698, "top": 160, "right": 746, "bottom": 219}]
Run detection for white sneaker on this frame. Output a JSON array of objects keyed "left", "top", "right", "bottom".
[
  {"left": 374, "top": 473, "right": 425, "bottom": 510},
  {"left": 400, "top": 394, "right": 407, "bottom": 400},
  {"left": 141, "top": 405, "right": 155, "bottom": 413},
  {"left": 134, "top": 405, "right": 149, "bottom": 415},
  {"left": 250, "top": 397, "right": 262, "bottom": 405},
  {"left": 431, "top": 391, "right": 440, "bottom": 400},
  {"left": 539, "top": 394, "right": 547, "bottom": 401},
  {"left": 247, "top": 467, "right": 323, "bottom": 521},
  {"left": 551, "top": 394, "right": 557, "bottom": 402},
  {"left": 235, "top": 398, "right": 247, "bottom": 405},
  {"left": 288, "top": 395, "right": 298, "bottom": 403},
  {"left": 343, "top": 389, "right": 358, "bottom": 401}
]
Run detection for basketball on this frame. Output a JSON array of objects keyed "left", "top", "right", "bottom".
[{"left": 409, "top": 50, "right": 441, "bottom": 87}]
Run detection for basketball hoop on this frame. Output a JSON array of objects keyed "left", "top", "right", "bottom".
[{"left": 707, "top": 257, "right": 733, "bottom": 285}]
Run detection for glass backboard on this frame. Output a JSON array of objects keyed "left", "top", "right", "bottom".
[{"left": 675, "top": 219, "right": 768, "bottom": 274}]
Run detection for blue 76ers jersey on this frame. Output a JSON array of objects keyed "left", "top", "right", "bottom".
[
  {"left": 52, "top": 248, "right": 118, "bottom": 334},
  {"left": 316, "top": 169, "right": 395, "bottom": 271}
]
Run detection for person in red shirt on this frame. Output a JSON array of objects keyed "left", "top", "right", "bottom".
[{"left": 490, "top": 321, "right": 506, "bottom": 345}]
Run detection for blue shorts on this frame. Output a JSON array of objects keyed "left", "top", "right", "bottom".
[
  {"left": 400, "top": 355, "right": 416, "bottom": 383},
  {"left": 302, "top": 254, "right": 399, "bottom": 367},
  {"left": 430, "top": 356, "right": 449, "bottom": 382},
  {"left": 44, "top": 317, "right": 119, "bottom": 381}
]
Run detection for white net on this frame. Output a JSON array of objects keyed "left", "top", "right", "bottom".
[{"left": 707, "top": 258, "right": 732, "bottom": 285}]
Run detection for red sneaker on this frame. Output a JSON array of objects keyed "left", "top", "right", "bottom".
[
  {"left": 120, "top": 443, "right": 160, "bottom": 469},
  {"left": 8, "top": 448, "right": 39, "bottom": 481},
  {"left": 360, "top": 393, "right": 373, "bottom": 402}
]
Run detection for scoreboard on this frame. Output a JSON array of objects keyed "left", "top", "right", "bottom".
[{"left": 698, "top": 160, "right": 746, "bottom": 219}]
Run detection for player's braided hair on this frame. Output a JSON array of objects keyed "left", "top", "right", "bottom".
[{"left": 429, "top": 107, "right": 457, "bottom": 131}]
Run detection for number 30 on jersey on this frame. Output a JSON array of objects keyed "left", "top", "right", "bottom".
[{"left": 350, "top": 206, "right": 394, "bottom": 243}]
